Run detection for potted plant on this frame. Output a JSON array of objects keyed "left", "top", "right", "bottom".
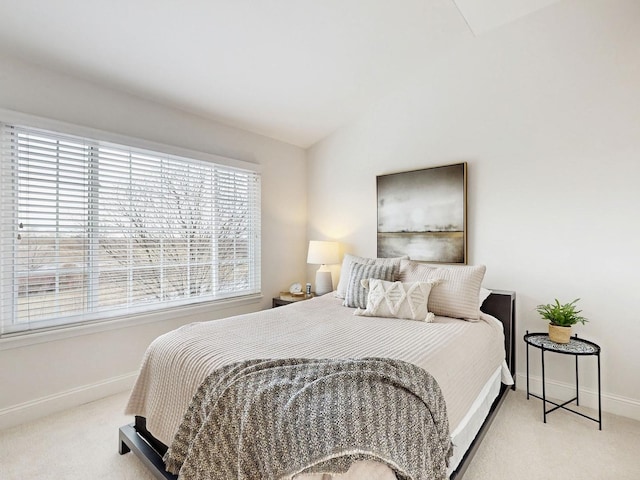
[{"left": 536, "top": 298, "right": 588, "bottom": 344}]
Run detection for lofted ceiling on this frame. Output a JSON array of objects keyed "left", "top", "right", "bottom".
[{"left": 0, "top": 0, "right": 560, "bottom": 148}]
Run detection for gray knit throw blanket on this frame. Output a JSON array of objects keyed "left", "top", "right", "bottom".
[{"left": 164, "top": 357, "right": 453, "bottom": 480}]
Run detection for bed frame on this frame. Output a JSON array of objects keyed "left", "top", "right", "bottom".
[{"left": 119, "top": 290, "right": 516, "bottom": 480}]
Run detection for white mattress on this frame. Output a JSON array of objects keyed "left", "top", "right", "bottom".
[{"left": 126, "top": 293, "right": 511, "bottom": 478}]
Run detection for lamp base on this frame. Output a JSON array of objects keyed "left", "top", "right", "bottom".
[{"left": 315, "top": 269, "right": 333, "bottom": 296}]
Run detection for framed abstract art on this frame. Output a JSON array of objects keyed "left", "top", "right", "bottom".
[{"left": 377, "top": 162, "right": 467, "bottom": 264}]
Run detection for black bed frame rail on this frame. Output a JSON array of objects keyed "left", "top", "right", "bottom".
[
  {"left": 119, "top": 290, "right": 516, "bottom": 480},
  {"left": 119, "top": 416, "right": 176, "bottom": 480},
  {"left": 482, "top": 289, "right": 517, "bottom": 386}
]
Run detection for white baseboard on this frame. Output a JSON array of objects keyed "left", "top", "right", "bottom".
[
  {"left": 0, "top": 371, "right": 138, "bottom": 431},
  {"left": 515, "top": 372, "right": 640, "bottom": 422}
]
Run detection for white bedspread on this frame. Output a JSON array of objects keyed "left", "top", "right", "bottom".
[{"left": 127, "top": 294, "right": 507, "bottom": 445}]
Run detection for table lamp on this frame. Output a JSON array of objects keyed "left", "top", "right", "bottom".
[{"left": 307, "top": 240, "right": 339, "bottom": 296}]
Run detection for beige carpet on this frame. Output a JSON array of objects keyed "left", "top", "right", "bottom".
[
  {"left": 463, "top": 390, "right": 640, "bottom": 480},
  {"left": 0, "top": 389, "right": 638, "bottom": 479}
]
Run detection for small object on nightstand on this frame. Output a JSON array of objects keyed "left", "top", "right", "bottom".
[{"left": 273, "top": 292, "right": 315, "bottom": 308}]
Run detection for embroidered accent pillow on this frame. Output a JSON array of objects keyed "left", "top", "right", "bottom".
[
  {"left": 398, "top": 260, "right": 486, "bottom": 321},
  {"left": 354, "top": 279, "right": 439, "bottom": 322},
  {"left": 335, "top": 254, "right": 408, "bottom": 299},
  {"left": 343, "top": 262, "right": 396, "bottom": 309}
]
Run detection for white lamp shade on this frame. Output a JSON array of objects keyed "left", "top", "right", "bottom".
[{"left": 306, "top": 240, "right": 340, "bottom": 266}]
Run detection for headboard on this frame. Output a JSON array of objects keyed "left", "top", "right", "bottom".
[{"left": 480, "top": 290, "right": 516, "bottom": 386}]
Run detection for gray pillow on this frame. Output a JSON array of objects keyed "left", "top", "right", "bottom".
[
  {"left": 343, "top": 262, "right": 396, "bottom": 309},
  {"left": 335, "top": 254, "right": 408, "bottom": 299}
]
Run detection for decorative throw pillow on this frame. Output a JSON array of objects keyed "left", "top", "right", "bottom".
[
  {"left": 343, "top": 262, "right": 396, "bottom": 309},
  {"left": 335, "top": 254, "right": 408, "bottom": 299},
  {"left": 398, "top": 260, "right": 486, "bottom": 321},
  {"left": 354, "top": 279, "right": 439, "bottom": 322}
]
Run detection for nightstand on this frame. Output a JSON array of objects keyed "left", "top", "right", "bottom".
[
  {"left": 524, "top": 331, "right": 601, "bottom": 429},
  {"left": 272, "top": 293, "right": 315, "bottom": 308}
]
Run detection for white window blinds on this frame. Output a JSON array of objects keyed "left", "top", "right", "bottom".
[{"left": 0, "top": 123, "right": 261, "bottom": 336}]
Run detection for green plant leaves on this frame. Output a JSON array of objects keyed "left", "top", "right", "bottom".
[{"left": 535, "top": 298, "right": 588, "bottom": 326}]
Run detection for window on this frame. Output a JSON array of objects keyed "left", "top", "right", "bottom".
[{"left": 0, "top": 123, "right": 261, "bottom": 336}]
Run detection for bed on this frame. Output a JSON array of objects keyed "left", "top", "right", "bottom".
[{"left": 119, "top": 260, "right": 516, "bottom": 480}]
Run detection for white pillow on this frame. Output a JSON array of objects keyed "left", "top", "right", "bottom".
[
  {"left": 335, "top": 254, "right": 408, "bottom": 299},
  {"left": 398, "top": 260, "right": 486, "bottom": 321},
  {"left": 354, "top": 278, "right": 439, "bottom": 322}
]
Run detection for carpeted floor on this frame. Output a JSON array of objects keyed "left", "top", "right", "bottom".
[
  {"left": 463, "top": 391, "right": 640, "bottom": 480},
  {"left": 0, "top": 389, "right": 638, "bottom": 479}
]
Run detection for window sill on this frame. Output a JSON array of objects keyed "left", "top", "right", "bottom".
[{"left": 0, "top": 294, "right": 263, "bottom": 352}]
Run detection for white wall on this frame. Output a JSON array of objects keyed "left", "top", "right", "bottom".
[
  {"left": 307, "top": 0, "right": 640, "bottom": 420},
  {"left": 0, "top": 52, "right": 308, "bottom": 428}
]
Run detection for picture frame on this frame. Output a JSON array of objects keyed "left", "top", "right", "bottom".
[{"left": 376, "top": 162, "right": 467, "bottom": 264}]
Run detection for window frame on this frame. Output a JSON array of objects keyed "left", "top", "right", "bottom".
[{"left": 0, "top": 110, "right": 262, "bottom": 339}]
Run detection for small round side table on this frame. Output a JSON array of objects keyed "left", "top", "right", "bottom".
[{"left": 524, "top": 331, "right": 602, "bottom": 430}]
